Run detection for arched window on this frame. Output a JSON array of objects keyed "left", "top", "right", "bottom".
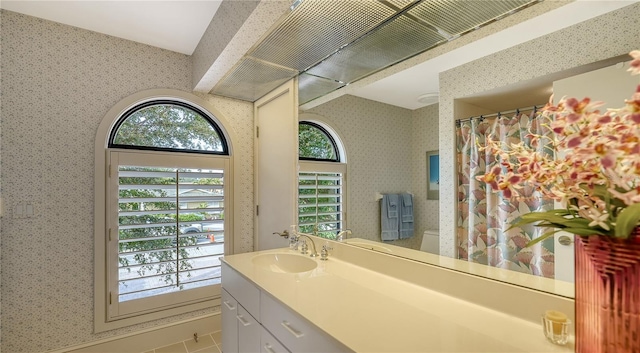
[
  {"left": 95, "top": 93, "right": 233, "bottom": 330},
  {"left": 298, "top": 120, "right": 347, "bottom": 239},
  {"left": 299, "top": 121, "right": 339, "bottom": 162},
  {"left": 109, "top": 100, "right": 228, "bottom": 154}
]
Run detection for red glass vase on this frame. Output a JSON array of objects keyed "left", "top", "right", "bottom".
[{"left": 575, "top": 229, "right": 640, "bottom": 353}]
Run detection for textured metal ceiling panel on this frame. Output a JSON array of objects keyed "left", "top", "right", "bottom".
[
  {"left": 306, "top": 15, "right": 445, "bottom": 83},
  {"left": 298, "top": 74, "right": 345, "bottom": 105},
  {"left": 407, "top": 0, "right": 534, "bottom": 37},
  {"left": 212, "top": 57, "right": 298, "bottom": 101},
  {"left": 384, "top": 0, "right": 419, "bottom": 11},
  {"left": 249, "top": 0, "right": 397, "bottom": 71},
  {"left": 211, "top": 0, "right": 541, "bottom": 104}
]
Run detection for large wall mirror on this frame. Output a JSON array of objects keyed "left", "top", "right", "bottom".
[{"left": 297, "top": 2, "right": 640, "bottom": 299}]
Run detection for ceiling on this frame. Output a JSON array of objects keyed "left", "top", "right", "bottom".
[
  {"left": 1, "top": 0, "right": 637, "bottom": 110},
  {"left": 0, "top": 0, "right": 222, "bottom": 55},
  {"left": 346, "top": 0, "right": 639, "bottom": 110}
]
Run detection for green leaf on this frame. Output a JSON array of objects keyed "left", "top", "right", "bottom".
[
  {"left": 562, "top": 227, "right": 607, "bottom": 236},
  {"left": 526, "top": 229, "right": 558, "bottom": 247},
  {"left": 523, "top": 209, "right": 572, "bottom": 219},
  {"left": 521, "top": 213, "right": 570, "bottom": 225},
  {"left": 518, "top": 211, "right": 610, "bottom": 246},
  {"left": 513, "top": 209, "right": 613, "bottom": 230},
  {"left": 585, "top": 184, "right": 627, "bottom": 210},
  {"left": 614, "top": 203, "right": 640, "bottom": 239},
  {"left": 525, "top": 227, "right": 607, "bottom": 247},
  {"left": 508, "top": 210, "right": 570, "bottom": 230},
  {"left": 559, "top": 218, "right": 594, "bottom": 228}
]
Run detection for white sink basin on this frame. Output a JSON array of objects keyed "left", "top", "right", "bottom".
[{"left": 252, "top": 253, "right": 318, "bottom": 273}]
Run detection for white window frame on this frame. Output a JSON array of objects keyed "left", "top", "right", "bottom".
[
  {"left": 297, "top": 116, "right": 348, "bottom": 234},
  {"left": 94, "top": 89, "right": 236, "bottom": 332},
  {"left": 108, "top": 150, "right": 228, "bottom": 319}
]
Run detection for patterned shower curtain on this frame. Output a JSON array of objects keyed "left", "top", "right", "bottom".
[{"left": 456, "top": 110, "right": 555, "bottom": 278}]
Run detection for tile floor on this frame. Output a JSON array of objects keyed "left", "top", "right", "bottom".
[{"left": 143, "top": 331, "right": 222, "bottom": 353}]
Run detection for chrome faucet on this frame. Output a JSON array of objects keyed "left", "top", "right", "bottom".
[
  {"left": 288, "top": 225, "right": 319, "bottom": 257},
  {"left": 335, "top": 229, "right": 352, "bottom": 242},
  {"left": 297, "top": 234, "right": 319, "bottom": 257}
]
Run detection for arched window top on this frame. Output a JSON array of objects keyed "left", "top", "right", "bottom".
[
  {"left": 109, "top": 100, "right": 229, "bottom": 155},
  {"left": 299, "top": 121, "right": 339, "bottom": 162}
]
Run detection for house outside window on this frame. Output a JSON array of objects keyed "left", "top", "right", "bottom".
[
  {"left": 95, "top": 93, "right": 233, "bottom": 330},
  {"left": 298, "top": 121, "right": 347, "bottom": 239}
]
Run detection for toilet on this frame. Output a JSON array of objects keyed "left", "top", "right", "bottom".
[{"left": 420, "top": 229, "right": 439, "bottom": 254}]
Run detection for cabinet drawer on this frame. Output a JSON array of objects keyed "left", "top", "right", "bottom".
[
  {"left": 221, "top": 289, "right": 239, "bottom": 353},
  {"left": 260, "top": 292, "right": 348, "bottom": 353},
  {"left": 238, "top": 305, "right": 261, "bottom": 353},
  {"left": 261, "top": 326, "right": 289, "bottom": 353},
  {"left": 222, "top": 262, "right": 261, "bottom": 321}
]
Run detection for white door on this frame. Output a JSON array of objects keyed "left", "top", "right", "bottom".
[{"left": 254, "top": 79, "right": 298, "bottom": 250}]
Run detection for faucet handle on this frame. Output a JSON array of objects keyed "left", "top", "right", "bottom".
[
  {"left": 289, "top": 235, "right": 299, "bottom": 250},
  {"left": 320, "top": 245, "right": 333, "bottom": 261},
  {"left": 300, "top": 239, "right": 309, "bottom": 254},
  {"left": 273, "top": 230, "right": 289, "bottom": 239}
]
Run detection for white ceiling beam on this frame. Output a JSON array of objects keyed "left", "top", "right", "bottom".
[{"left": 192, "top": 0, "right": 292, "bottom": 93}]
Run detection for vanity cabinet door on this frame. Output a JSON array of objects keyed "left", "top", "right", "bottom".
[
  {"left": 260, "top": 292, "right": 349, "bottom": 352},
  {"left": 222, "top": 262, "right": 261, "bottom": 320},
  {"left": 260, "top": 326, "right": 290, "bottom": 353},
  {"left": 221, "top": 289, "right": 239, "bottom": 353},
  {"left": 237, "top": 305, "right": 261, "bottom": 353}
]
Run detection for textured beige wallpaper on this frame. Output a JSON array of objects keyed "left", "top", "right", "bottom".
[
  {"left": 4, "top": 2, "right": 639, "bottom": 351},
  {"left": 0, "top": 10, "right": 254, "bottom": 352},
  {"left": 411, "top": 103, "right": 440, "bottom": 236},
  {"left": 438, "top": 3, "right": 640, "bottom": 257},
  {"left": 305, "top": 95, "right": 439, "bottom": 250},
  {"left": 197, "top": 93, "right": 255, "bottom": 254}
]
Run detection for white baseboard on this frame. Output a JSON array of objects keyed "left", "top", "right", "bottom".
[{"left": 48, "top": 314, "right": 221, "bottom": 353}]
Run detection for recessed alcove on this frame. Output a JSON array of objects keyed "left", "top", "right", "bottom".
[
  {"left": 450, "top": 51, "right": 638, "bottom": 290},
  {"left": 454, "top": 54, "right": 631, "bottom": 119}
]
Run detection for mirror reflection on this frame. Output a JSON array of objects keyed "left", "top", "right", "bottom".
[{"left": 297, "top": 2, "right": 640, "bottom": 298}]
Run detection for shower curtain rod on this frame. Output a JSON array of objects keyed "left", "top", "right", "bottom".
[{"left": 456, "top": 104, "right": 543, "bottom": 124}]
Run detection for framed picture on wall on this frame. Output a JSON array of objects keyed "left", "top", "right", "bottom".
[{"left": 426, "top": 150, "right": 439, "bottom": 200}]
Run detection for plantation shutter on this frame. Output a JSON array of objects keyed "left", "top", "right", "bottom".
[
  {"left": 297, "top": 162, "right": 347, "bottom": 236},
  {"left": 109, "top": 150, "right": 228, "bottom": 318}
]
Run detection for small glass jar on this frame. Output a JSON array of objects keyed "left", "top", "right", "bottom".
[{"left": 541, "top": 315, "right": 571, "bottom": 345}]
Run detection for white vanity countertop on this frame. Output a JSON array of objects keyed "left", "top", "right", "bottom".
[
  {"left": 345, "top": 238, "right": 574, "bottom": 298},
  {"left": 223, "top": 248, "right": 573, "bottom": 353}
]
